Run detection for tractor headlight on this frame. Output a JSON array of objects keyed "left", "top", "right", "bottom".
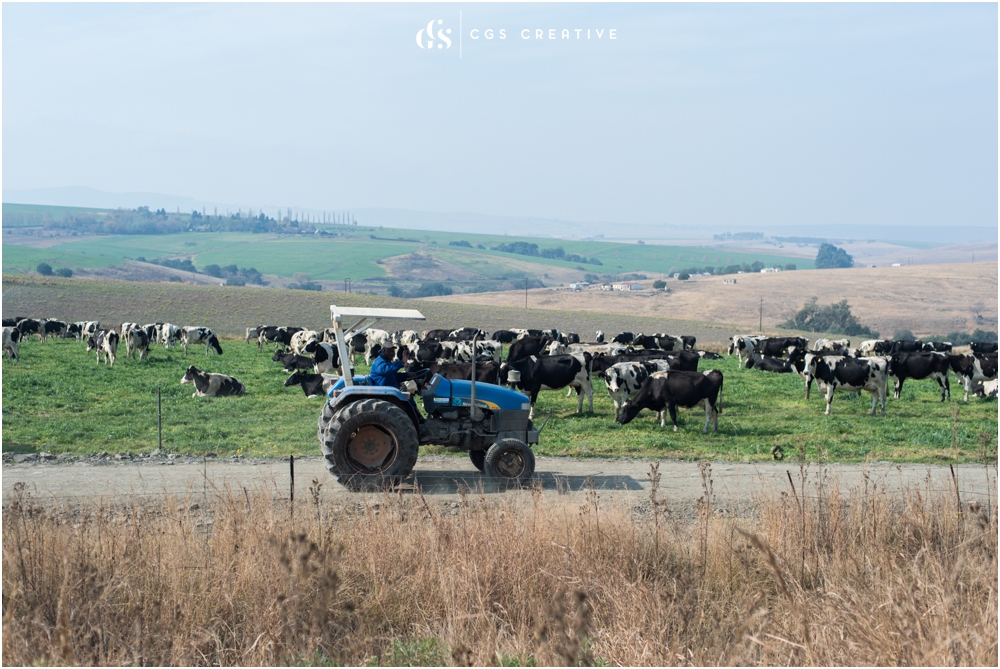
[{"left": 508, "top": 370, "right": 521, "bottom": 383}]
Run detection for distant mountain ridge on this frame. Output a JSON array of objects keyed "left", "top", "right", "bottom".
[{"left": 4, "top": 186, "right": 995, "bottom": 245}]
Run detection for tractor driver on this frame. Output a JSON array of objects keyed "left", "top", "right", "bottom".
[{"left": 369, "top": 344, "right": 424, "bottom": 422}]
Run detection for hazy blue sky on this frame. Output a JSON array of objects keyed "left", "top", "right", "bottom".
[{"left": 3, "top": 2, "right": 997, "bottom": 233}]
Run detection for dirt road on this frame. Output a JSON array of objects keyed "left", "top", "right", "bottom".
[{"left": 3, "top": 455, "right": 994, "bottom": 512}]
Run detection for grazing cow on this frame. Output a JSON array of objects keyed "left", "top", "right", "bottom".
[
  {"left": 858, "top": 339, "right": 887, "bottom": 356},
  {"left": 363, "top": 329, "right": 391, "bottom": 365},
  {"left": 159, "top": 323, "right": 182, "bottom": 348},
  {"left": 3, "top": 327, "right": 21, "bottom": 360},
  {"left": 390, "top": 330, "right": 421, "bottom": 347},
  {"left": 406, "top": 360, "right": 500, "bottom": 384},
  {"left": 38, "top": 319, "right": 68, "bottom": 342},
  {"left": 728, "top": 335, "right": 761, "bottom": 367},
  {"left": 245, "top": 326, "right": 262, "bottom": 344},
  {"left": 887, "top": 351, "right": 951, "bottom": 401},
  {"left": 16, "top": 318, "right": 42, "bottom": 341},
  {"left": 603, "top": 361, "right": 652, "bottom": 418},
  {"left": 303, "top": 340, "right": 342, "bottom": 374},
  {"left": 922, "top": 341, "right": 953, "bottom": 353},
  {"left": 2, "top": 317, "right": 24, "bottom": 328},
  {"left": 746, "top": 353, "right": 794, "bottom": 374},
  {"left": 814, "top": 338, "right": 850, "bottom": 352},
  {"left": 804, "top": 354, "right": 888, "bottom": 416},
  {"left": 560, "top": 333, "right": 581, "bottom": 345},
  {"left": 181, "top": 366, "right": 245, "bottom": 397},
  {"left": 949, "top": 353, "right": 998, "bottom": 402},
  {"left": 120, "top": 322, "right": 139, "bottom": 339},
  {"left": 971, "top": 342, "right": 999, "bottom": 354},
  {"left": 290, "top": 329, "right": 320, "bottom": 355},
  {"left": 448, "top": 327, "right": 488, "bottom": 341},
  {"left": 66, "top": 322, "right": 83, "bottom": 339},
  {"left": 89, "top": 330, "right": 119, "bottom": 367},
  {"left": 257, "top": 326, "right": 299, "bottom": 351},
  {"left": 126, "top": 328, "right": 150, "bottom": 361},
  {"left": 141, "top": 323, "right": 161, "bottom": 347},
  {"left": 284, "top": 371, "right": 338, "bottom": 398},
  {"left": 595, "top": 330, "right": 605, "bottom": 343},
  {"left": 422, "top": 329, "right": 453, "bottom": 341},
  {"left": 492, "top": 330, "right": 518, "bottom": 344},
  {"left": 590, "top": 350, "right": 669, "bottom": 374},
  {"left": 611, "top": 332, "right": 634, "bottom": 345},
  {"left": 506, "top": 336, "right": 554, "bottom": 364},
  {"left": 272, "top": 349, "right": 315, "bottom": 372},
  {"left": 182, "top": 327, "right": 223, "bottom": 355},
  {"left": 501, "top": 353, "right": 593, "bottom": 417},
  {"left": 616, "top": 370, "right": 724, "bottom": 433},
  {"left": 753, "top": 337, "right": 808, "bottom": 358},
  {"left": 452, "top": 339, "right": 502, "bottom": 363},
  {"left": 972, "top": 379, "right": 999, "bottom": 399}
]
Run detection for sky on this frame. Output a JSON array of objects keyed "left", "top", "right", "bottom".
[{"left": 2, "top": 2, "right": 997, "bottom": 237}]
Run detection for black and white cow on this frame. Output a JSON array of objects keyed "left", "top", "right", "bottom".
[
  {"left": 560, "top": 333, "right": 581, "bottom": 345},
  {"left": 38, "top": 319, "right": 68, "bottom": 342},
  {"left": 492, "top": 330, "right": 518, "bottom": 344},
  {"left": 804, "top": 354, "right": 888, "bottom": 416},
  {"left": 126, "top": 328, "right": 150, "bottom": 361},
  {"left": 3, "top": 327, "right": 21, "bottom": 360},
  {"left": 303, "top": 340, "right": 342, "bottom": 374},
  {"left": 120, "top": 322, "right": 140, "bottom": 340},
  {"left": 182, "top": 327, "right": 223, "bottom": 355},
  {"left": 257, "top": 326, "right": 302, "bottom": 351},
  {"left": 949, "top": 353, "right": 998, "bottom": 402},
  {"left": 448, "top": 327, "right": 488, "bottom": 341},
  {"left": 611, "top": 332, "right": 635, "bottom": 345},
  {"left": 452, "top": 339, "right": 502, "bottom": 363},
  {"left": 888, "top": 340, "right": 923, "bottom": 355},
  {"left": 603, "top": 361, "right": 652, "bottom": 418},
  {"left": 753, "top": 337, "right": 808, "bottom": 358},
  {"left": 501, "top": 353, "right": 593, "bottom": 418},
  {"left": 745, "top": 352, "right": 794, "bottom": 374},
  {"left": 272, "top": 349, "right": 315, "bottom": 372},
  {"left": 972, "top": 379, "right": 999, "bottom": 399},
  {"left": 245, "top": 326, "right": 263, "bottom": 344},
  {"left": 16, "top": 318, "right": 42, "bottom": 341},
  {"left": 363, "top": 329, "right": 391, "bottom": 364},
  {"left": 696, "top": 350, "right": 723, "bottom": 360},
  {"left": 680, "top": 335, "right": 697, "bottom": 350},
  {"left": 616, "top": 370, "right": 724, "bottom": 433},
  {"left": 159, "top": 323, "right": 182, "bottom": 348},
  {"left": 89, "top": 330, "right": 119, "bottom": 367},
  {"left": 920, "top": 341, "right": 952, "bottom": 353},
  {"left": 887, "top": 351, "right": 951, "bottom": 401},
  {"left": 181, "top": 366, "right": 245, "bottom": 397},
  {"left": 506, "top": 336, "right": 554, "bottom": 364},
  {"left": 858, "top": 339, "right": 887, "bottom": 356},
  {"left": 290, "top": 329, "right": 320, "bottom": 355},
  {"left": 283, "top": 371, "right": 337, "bottom": 398},
  {"left": 595, "top": 331, "right": 605, "bottom": 343},
  {"left": 2, "top": 317, "right": 24, "bottom": 328},
  {"left": 970, "top": 342, "right": 999, "bottom": 355},
  {"left": 140, "top": 324, "right": 161, "bottom": 347},
  {"left": 728, "top": 335, "right": 761, "bottom": 368},
  {"left": 813, "top": 338, "right": 850, "bottom": 352},
  {"left": 422, "top": 329, "right": 453, "bottom": 342}
]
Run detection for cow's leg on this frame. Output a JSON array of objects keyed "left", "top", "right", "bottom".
[
  {"left": 805, "top": 377, "right": 812, "bottom": 399},
  {"left": 566, "top": 387, "right": 573, "bottom": 397},
  {"left": 893, "top": 377, "right": 903, "bottom": 400},
  {"left": 963, "top": 377, "right": 971, "bottom": 402},
  {"left": 669, "top": 403, "right": 679, "bottom": 432},
  {"left": 824, "top": 388, "right": 834, "bottom": 415},
  {"left": 702, "top": 399, "right": 711, "bottom": 434},
  {"left": 575, "top": 384, "right": 584, "bottom": 414},
  {"left": 943, "top": 374, "right": 950, "bottom": 401},
  {"left": 658, "top": 409, "right": 666, "bottom": 428},
  {"left": 868, "top": 389, "right": 878, "bottom": 415},
  {"left": 584, "top": 379, "right": 593, "bottom": 413}
]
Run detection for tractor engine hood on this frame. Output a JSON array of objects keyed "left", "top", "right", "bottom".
[{"left": 430, "top": 377, "right": 530, "bottom": 411}]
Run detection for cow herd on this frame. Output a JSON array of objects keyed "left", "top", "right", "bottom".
[{"left": 729, "top": 334, "right": 999, "bottom": 415}]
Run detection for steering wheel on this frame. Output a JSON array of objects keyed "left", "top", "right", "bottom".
[{"left": 407, "top": 367, "right": 433, "bottom": 388}]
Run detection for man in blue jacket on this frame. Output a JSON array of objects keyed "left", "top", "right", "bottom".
[{"left": 369, "top": 344, "right": 424, "bottom": 422}]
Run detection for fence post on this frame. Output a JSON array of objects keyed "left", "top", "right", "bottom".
[
  {"left": 157, "top": 387, "right": 162, "bottom": 452},
  {"left": 290, "top": 455, "right": 295, "bottom": 519}
]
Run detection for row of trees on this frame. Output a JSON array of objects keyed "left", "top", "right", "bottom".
[
  {"left": 35, "top": 262, "right": 73, "bottom": 277},
  {"left": 491, "top": 242, "right": 603, "bottom": 266}
]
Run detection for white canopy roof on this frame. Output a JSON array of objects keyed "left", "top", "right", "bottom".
[{"left": 330, "top": 306, "right": 426, "bottom": 321}]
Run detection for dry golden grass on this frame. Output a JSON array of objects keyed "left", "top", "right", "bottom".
[{"left": 3, "top": 465, "right": 997, "bottom": 666}]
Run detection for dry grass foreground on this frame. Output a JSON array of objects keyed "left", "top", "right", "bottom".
[
  {"left": 427, "top": 262, "right": 999, "bottom": 337},
  {"left": 3, "top": 464, "right": 997, "bottom": 666}
]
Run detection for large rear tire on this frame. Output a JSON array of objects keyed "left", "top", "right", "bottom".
[
  {"left": 317, "top": 403, "right": 339, "bottom": 473},
  {"left": 484, "top": 439, "right": 535, "bottom": 486},
  {"left": 321, "top": 399, "right": 418, "bottom": 491}
]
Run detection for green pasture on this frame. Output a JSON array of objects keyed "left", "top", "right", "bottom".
[{"left": 2, "top": 337, "right": 994, "bottom": 463}]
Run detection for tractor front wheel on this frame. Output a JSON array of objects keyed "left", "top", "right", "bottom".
[{"left": 484, "top": 439, "right": 535, "bottom": 485}]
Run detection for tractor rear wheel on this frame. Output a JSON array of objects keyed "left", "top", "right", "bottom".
[
  {"left": 322, "top": 399, "right": 418, "bottom": 492},
  {"left": 318, "top": 403, "right": 339, "bottom": 473},
  {"left": 484, "top": 439, "right": 535, "bottom": 485}
]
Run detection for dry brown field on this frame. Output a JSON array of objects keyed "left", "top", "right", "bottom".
[
  {"left": 3, "top": 467, "right": 996, "bottom": 666},
  {"left": 427, "top": 262, "right": 998, "bottom": 338}
]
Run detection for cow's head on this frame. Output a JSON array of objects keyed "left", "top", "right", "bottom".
[
  {"left": 180, "top": 366, "right": 200, "bottom": 384},
  {"left": 284, "top": 372, "right": 306, "bottom": 387},
  {"left": 615, "top": 399, "right": 643, "bottom": 425},
  {"left": 303, "top": 340, "right": 319, "bottom": 354},
  {"left": 209, "top": 335, "right": 223, "bottom": 355}
]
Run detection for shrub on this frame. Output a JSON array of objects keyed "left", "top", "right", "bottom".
[
  {"left": 815, "top": 243, "right": 854, "bottom": 269},
  {"left": 203, "top": 264, "right": 223, "bottom": 278},
  {"left": 893, "top": 329, "right": 916, "bottom": 341},
  {"left": 784, "top": 263, "right": 797, "bottom": 271},
  {"left": 54, "top": 268, "right": 73, "bottom": 278},
  {"left": 36, "top": 262, "right": 53, "bottom": 276},
  {"left": 677, "top": 272, "right": 690, "bottom": 281},
  {"left": 448, "top": 240, "right": 472, "bottom": 248},
  {"left": 652, "top": 279, "right": 666, "bottom": 289},
  {"left": 781, "top": 297, "right": 876, "bottom": 336}
]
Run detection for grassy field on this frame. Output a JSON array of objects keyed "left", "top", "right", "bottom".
[
  {"left": 3, "top": 203, "right": 813, "bottom": 283},
  {"left": 3, "top": 467, "right": 996, "bottom": 665},
  {"left": 2, "top": 331, "right": 995, "bottom": 463}
]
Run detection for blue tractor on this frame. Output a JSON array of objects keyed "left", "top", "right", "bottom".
[{"left": 318, "top": 307, "right": 539, "bottom": 491}]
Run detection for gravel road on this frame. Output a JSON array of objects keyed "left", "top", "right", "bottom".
[{"left": 3, "top": 454, "right": 994, "bottom": 513}]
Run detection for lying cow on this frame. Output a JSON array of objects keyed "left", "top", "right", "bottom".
[
  {"left": 745, "top": 352, "right": 793, "bottom": 374},
  {"left": 284, "top": 371, "right": 338, "bottom": 398},
  {"left": 972, "top": 379, "right": 999, "bottom": 399},
  {"left": 887, "top": 351, "right": 951, "bottom": 401},
  {"left": 616, "top": 370, "right": 724, "bottom": 433},
  {"left": 182, "top": 327, "right": 223, "bottom": 355},
  {"left": 181, "top": 366, "right": 246, "bottom": 397},
  {"left": 273, "top": 349, "right": 314, "bottom": 372},
  {"left": 501, "top": 353, "right": 593, "bottom": 418},
  {"left": 3, "top": 327, "right": 21, "bottom": 360},
  {"left": 804, "top": 354, "right": 888, "bottom": 416}
]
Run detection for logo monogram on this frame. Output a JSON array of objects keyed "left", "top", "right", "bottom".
[{"left": 416, "top": 19, "right": 452, "bottom": 49}]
